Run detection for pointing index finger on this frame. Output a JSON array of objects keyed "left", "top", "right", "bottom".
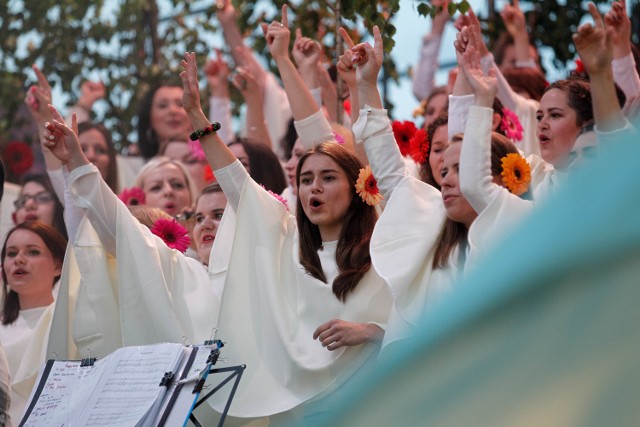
[
  {"left": 587, "top": 2, "right": 604, "bottom": 28},
  {"left": 281, "top": 4, "right": 288, "bottom": 28},
  {"left": 373, "top": 26, "right": 383, "bottom": 60},
  {"left": 339, "top": 27, "right": 356, "bottom": 49}
]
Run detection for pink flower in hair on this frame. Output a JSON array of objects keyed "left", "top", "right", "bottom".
[
  {"left": 118, "top": 187, "right": 146, "bottom": 206},
  {"left": 500, "top": 108, "right": 524, "bottom": 142},
  {"left": 151, "top": 218, "right": 191, "bottom": 252}
]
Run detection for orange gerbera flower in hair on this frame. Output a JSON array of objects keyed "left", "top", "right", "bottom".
[
  {"left": 355, "top": 165, "right": 383, "bottom": 206},
  {"left": 501, "top": 153, "right": 531, "bottom": 196}
]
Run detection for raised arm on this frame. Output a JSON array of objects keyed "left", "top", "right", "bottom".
[
  {"left": 457, "top": 41, "right": 501, "bottom": 214},
  {"left": 413, "top": 0, "right": 450, "bottom": 101},
  {"left": 500, "top": 0, "right": 535, "bottom": 67},
  {"left": 605, "top": 0, "right": 640, "bottom": 100},
  {"left": 350, "top": 26, "right": 407, "bottom": 200},
  {"left": 204, "top": 49, "right": 234, "bottom": 144},
  {"left": 574, "top": 3, "right": 626, "bottom": 132}
]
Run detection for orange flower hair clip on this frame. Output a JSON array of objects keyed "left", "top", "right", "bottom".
[
  {"left": 501, "top": 153, "right": 531, "bottom": 196},
  {"left": 355, "top": 165, "right": 383, "bottom": 206}
]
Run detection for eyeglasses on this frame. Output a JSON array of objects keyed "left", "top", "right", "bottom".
[{"left": 13, "top": 191, "right": 54, "bottom": 209}]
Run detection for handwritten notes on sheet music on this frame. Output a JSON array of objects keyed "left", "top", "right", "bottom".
[{"left": 22, "top": 343, "right": 185, "bottom": 427}]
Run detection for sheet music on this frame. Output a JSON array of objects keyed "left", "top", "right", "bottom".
[
  {"left": 21, "top": 361, "right": 98, "bottom": 427},
  {"left": 75, "top": 343, "right": 184, "bottom": 426}
]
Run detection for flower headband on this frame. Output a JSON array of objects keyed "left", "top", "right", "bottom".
[
  {"left": 501, "top": 153, "right": 531, "bottom": 196},
  {"left": 355, "top": 165, "right": 383, "bottom": 206}
]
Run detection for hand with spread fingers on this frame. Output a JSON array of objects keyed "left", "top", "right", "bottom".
[
  {"left": 179, "top": 52, "right": 203, "bottom": 115},
  {"left": 459, "top": 44, "right": 498, "bottom": 108}
]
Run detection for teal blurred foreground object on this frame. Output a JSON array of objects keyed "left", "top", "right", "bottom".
[{"left": 314, "top": 128, "right": 640, "bottom": 426}]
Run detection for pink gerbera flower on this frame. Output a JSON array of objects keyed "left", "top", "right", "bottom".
[
  {"left": 118, "top": 187, "right": 146, "bottom": 206},
  {"left": 151, "top": 218, "right": 191, "bottom": 252},
  {"left": 261, "top": 185, "right": 289, "bottom": 211},
  {"left": 500, "top": 108, "right": 524, "bottom": 142}
]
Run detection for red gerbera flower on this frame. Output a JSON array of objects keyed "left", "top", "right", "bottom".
[
  {"left": 151, "top": 218, "right": 191, "bottom": 252},
  {"left": 392, "top": 120, "right": 418, "bottom": 157},
  {"left": 204, "top": 165, "right": 215, "bottom": 183},
  {"left": 409, "top": 128, "right": 430, "bottom": 164},
  {"left": 118, "top": 187, "right": 146, "bottom": 206},
  {"left": 343, "top": 99, "right": 351, "bottom": 116},
  {"left": 4, "top": 141, "right": 34, "bottom": 176}
]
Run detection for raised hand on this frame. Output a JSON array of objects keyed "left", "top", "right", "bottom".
[
  {"left": 351, "top": 26, "right": 384, "bottom": 86},
  {"left": 430, "top": 0, "right": 452, "bottom": 35},
  {"left": 292, "top": 28, "right": 321, "bottom": 70},
  {"left": 261, "top": 4, "right": 290, "bottom": 62},
  {"left": 204, "top": 48, "right": 230, "bottom": 97},
  {"left": 42, "top": 106, "right": 87, "bottom": 169},
  {"left": 500, "top": 0, "right": 526, "bottom": 39},
  {"left": 604, "top": 0, "right": 631, "bottom": 59},
  {"left": 25, "top": 65, "right": 53, "bottom": 124},
  {"left": 78, "top": 80, "right": 105, "bottom": 110},
  {"left": 458, "top": 43, "right": 497, "bottom": 108},
  {"left": 231, "top": 66, "right": 261, "bottom": 99},
  {"left": 179, "top": 52, "right": 202, "bottom": 114},
  {"left": 573, "top": 2, "right": 613, "bottom": 75},
  {"left": 336, "top": 27, "right": 357, "bottom": 88}
]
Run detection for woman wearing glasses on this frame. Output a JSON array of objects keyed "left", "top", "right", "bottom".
[{"left": 13, "top": 174, "right": 67, "bottom": 240}]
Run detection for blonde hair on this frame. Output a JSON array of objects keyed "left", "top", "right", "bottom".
[
  {"left": 134, "top": 156, "right": 197, "bottom": 206},
  {"left": 128, "top": 205, "right": 172, "bottom": 229}
]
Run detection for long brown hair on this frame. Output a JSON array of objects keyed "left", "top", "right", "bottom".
[
  {"left": 1, "top": 221, "right": 67, "bottom": 325},
  {"left": 433, "top": 133, "right": 519, "bottom": 269},
  {"left": 295, "top": 143, "right": 376, "bottom": 301},
  {"left": 78, "top": 122, "right": 119, "bottom": 193}
]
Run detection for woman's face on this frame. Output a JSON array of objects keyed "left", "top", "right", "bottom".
[
  {"left": 14, "top": 181, "right": 56, "bottom": 226},
  {"left": 429, "top": 125, "right": 450, "bottom": 186},
  {"left": 536, "top": 88, "right": 583, "bottom": 167},
  {"left": 141, "top": 163, "right": 192, "bottom": 216},
  {"left": 3, "top": 229, "right": 60, "bottom": 299},
  {"left": 163, "top": 141, "right": 207, "bottom": 194},
  {"left": 79, "top": 128, "right": 110, "bottom": 180},
  {"left": 229, "top": 143, "right": 251, "bottom": 173},
  {"left": 440, "top": 143, "right": 477, "bottom": 228},
  {"left": 423, "top": 92, "right": 447, "bottom": 128},
  {"left": 298, "top": 153, "right": 353, "bottom": 242},
  {"left": 193, "top": 192, "right": 227, "bottom": 265},
  {"left": 284, "top": 139, "right": 305, "bottom": 196},
  {"left": 150, "top": 86, "right": 191, "bottom": 148}
]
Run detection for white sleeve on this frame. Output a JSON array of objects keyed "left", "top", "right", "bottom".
[
  {"left": 293, "top": 109, "right": 335, "bottom": 150},
  {"left": 263, "top": 72, "right": 293, "bottom": 159},
  {"left": 67, "top": 164, "right": 119, "bottom": 254},
  {"left": 459, "top": 106, "right": 500, "bottom": 214},
  {"left": 213, "top": 159, "right": 250, "bottom": 211},
  {"left": 209, "top": 96, "right": 234, "bottom": 144},
  {"left": 413, "top": 34, "right": 442, "bottom": 101},
  {"left": 309, "top": 87, "right": 323, "bottom": 110},
  {"left": 48, "top": 167, "right": 85, "bottom": 241},
  {"left": 448, "top": 94, "right": 475, "bottom": 139},
  {"left": 612, "top": 53, "right": 640, "bottom": 100},
  {"left": 353, "top": 106, "right": 406, "bottom": 200}
]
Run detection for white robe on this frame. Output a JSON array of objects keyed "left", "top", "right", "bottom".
[
  {"left": 48, "top": 164, "right": 219, "bottom": 360},
  {"left": 0, "top": 305, "right": 53, "bottom": 425},
  {"left": 208, "top": 165, "right": 392, "bottom": 418}
]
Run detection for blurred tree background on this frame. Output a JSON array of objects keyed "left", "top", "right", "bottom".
[{"left": 0, "top": 0, "right": 636, "bottom": 181}]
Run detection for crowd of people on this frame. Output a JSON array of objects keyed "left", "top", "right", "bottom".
[{"left": 0, "top": 0, "right": 638, "bottom": 424}]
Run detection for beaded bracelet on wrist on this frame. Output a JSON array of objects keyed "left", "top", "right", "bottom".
[{"left": 189, "top": 122, "right": 221, "bottom": 141}]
